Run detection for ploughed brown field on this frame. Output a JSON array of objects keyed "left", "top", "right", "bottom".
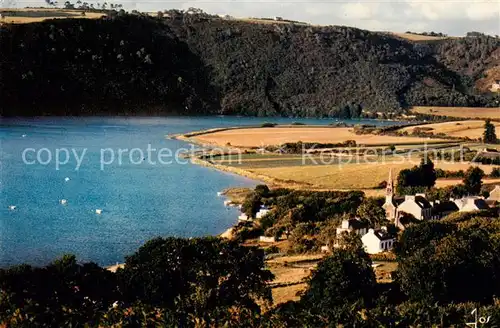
[
  {"left": 399, "top": 120, "right": 500, "bottom": 139},
  {"left": 193, "top": 127, "right": 447, "bottom": 148},
  {"left": 412, "top": 106, "right": 500, "bottom": 119}
]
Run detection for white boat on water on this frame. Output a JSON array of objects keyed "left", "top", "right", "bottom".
[
  {"left": 217, "top": 192, "right": 223, "bottom": 196},
  {"left": 64, "top": 177, "right": 70, "bottom": 182},
  {"left": 60, "top": 199, "right": 67, "bottom": 205},
  {"left": 8, "top": 205, "right": 16, "bottom": 210},
  {"left": 95, "top": 209, "right": 102, "bottom": 214}
]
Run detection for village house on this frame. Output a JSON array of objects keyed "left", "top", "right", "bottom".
[
  {"left": 336, "top": 218, "right": 369, "bottom": 236},
  {"left": 396, "top": 195, "right": 433, "bottom": 221},
  {"left": 259, "top": 236, "right": 276, "bottom": 243},
  {"left": 383, "top": 170, "right": 435, "bottom": 224},
  {"left": 453, "top": 196, "right": 490, "bottom": 212},
  {"left": 326, "top": 218, "right": 370, "bottom": 249},
  {"left": 361, "top": 228, "right": 396, "bottom": 254},
  {"left": 431, "top": 200, "right": 459, "bottom": 217},
  {"left": 256, "top": 206, "right": 271, "bottom": 219},
  {"left": 238, "top": 213, "right": 252, "bottom": 222}
]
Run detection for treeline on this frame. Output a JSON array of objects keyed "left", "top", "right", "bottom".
[
  {"left": 396, "top": 158, "right": 496, "bottom": 199},
  {"left": 404, "top": 31, "right": 448, "bottom": 37},
  {"left": 1, "top": 13, "right": 499, "bottom": 116}
]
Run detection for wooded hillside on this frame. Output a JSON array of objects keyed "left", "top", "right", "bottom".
[{"left": 1, "top": 13, "right": 498, "bottom": 116}]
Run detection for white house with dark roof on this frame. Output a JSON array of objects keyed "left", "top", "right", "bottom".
[
  {"left": 256, "top": 208, "right": 271, "bottom": 219},
  {"left": 454, "top": 196, "right": 490, "bottom": 212},
  {"left": 431, "top": 200, "right": 459, "bottom": 218},
  {"left": 336, "top": 218, "right": 369, "bottom": 236},
  {"left": 396, "top": 195, "right": 433, "bottom": 221},
  {"left": 361, "top": 228, "right": 396, "bottom": 254}
]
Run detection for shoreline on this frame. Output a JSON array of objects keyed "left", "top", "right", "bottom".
[{"left": 170, "top": 126, "right": 397, "bottom": 197}]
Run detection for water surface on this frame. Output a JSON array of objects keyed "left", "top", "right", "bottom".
[{"left": 0, "top": 116, "right": 399, "bottom": 267}]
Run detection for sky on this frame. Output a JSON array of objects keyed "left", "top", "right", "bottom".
[{"left": 4, "top": 0, "right": 500, "bottom": 36}]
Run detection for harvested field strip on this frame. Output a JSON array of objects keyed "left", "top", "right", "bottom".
[
  {"left": 192, "top": 127, "right": 450, "bottom": 148},
  {"left": 250, "top": 161, "right": 498, "bottom": 189},
  {"left": 399, "top": 120, "right": 500, "bottom": 139},
  {"left": 412, "top": 106, "right": 500, "bottom": 120}
]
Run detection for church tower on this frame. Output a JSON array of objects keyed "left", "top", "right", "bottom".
[
  {"left": 386, "top": 168, "right": 394, "bottom": 197},
  {"left": 382, "top": 169, "right": 397, "bottom": 222}
]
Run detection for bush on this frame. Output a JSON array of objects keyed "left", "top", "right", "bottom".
[
  {"left": 490, "top": 167, "right": 500, "bottom": 178},
  {"left": 261, "top": 122, "right": 277, "bottom": 127},
  {"left": 369, "top": 252, "right": 396, "bottom": 262},
  {"left": 264, "top": 245, "right": 280, "bottom": 255},
  {"left": 233, "top": 225, "right": 264, "bottom": 242}
]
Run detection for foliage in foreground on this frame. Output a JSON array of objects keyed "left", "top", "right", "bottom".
[
  {"left": 1, "top": 204, "right": 500, "bottom": 326},
  {"left": 0, "top": 237, "right": 273, "bottom": 327}
]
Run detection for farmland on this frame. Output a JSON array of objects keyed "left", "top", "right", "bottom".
[
  {"left": 0, "top": 8, "right": 105, "bottom": 24},
  {"left": 185, "top": 124, "right": 500, "bottom": 192},
  {"left": 247, "top": 161, "right": 498, "bottom": 190},
  {"left": 398, "top": 120, "right": 500, "bottom": 139},
  {"left": 391, "top": 32, "right": 454, "bottom": 42},
  {"left": 206, "top": 150, "right": 500, "bottom": 194},
  {"left": 192, "top": 127, "right": 449, "bottom": 148},
  {"left": 412, "top": 106, "right": 500, "bottom": 120}
]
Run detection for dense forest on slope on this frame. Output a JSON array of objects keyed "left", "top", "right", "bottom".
[{"left": 0, "top": 13, "right": 499, "bottom": 117}]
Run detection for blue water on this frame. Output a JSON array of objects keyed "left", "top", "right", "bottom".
[{"left": 0, "top": 116, "right": 400, "bottom": 268}]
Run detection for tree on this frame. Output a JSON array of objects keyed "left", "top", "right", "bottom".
[
  {"left": 318, "top": 217, "right": 343, "bottom": 248},
  {"left": 397, "top": 225, "right": 500, "bottom": 304},
  {"left": 463, "top": 166, "right": 485, "bottom": 195},
  {"left": 254, "top": 184, "right": 270, "bottom": 197},
  {"left": 490, "top": 167, "right": 500, "bottom": 178},
  {"left": 0, "top": 255, "right": 117, "bottom": 326},
  {"left": 356, "top": 198, "right": 386, "bottom": 227},
  {"left": 301, "top": 244, "right": 376, "bottom": 322},
  {"left": 117, "top": 237, "right": 273, "bottom": 326},
  {"left": 419, "top": 157, "right": 437, "bottom": 188},
  {"left": 241, "top": 192, "right": 262, "bottom": 218},
  {"left": 426, "top": 184, "right": 467, "bottom": 201},
  {"left": 396, "top": 159, "right": 437, "bottom": 194},
  {"left": 483, "top": 119, "right": 498, "bottom": 144},
  {"left": 394, "top": 221, "right": 455, "bottom": 260}
]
